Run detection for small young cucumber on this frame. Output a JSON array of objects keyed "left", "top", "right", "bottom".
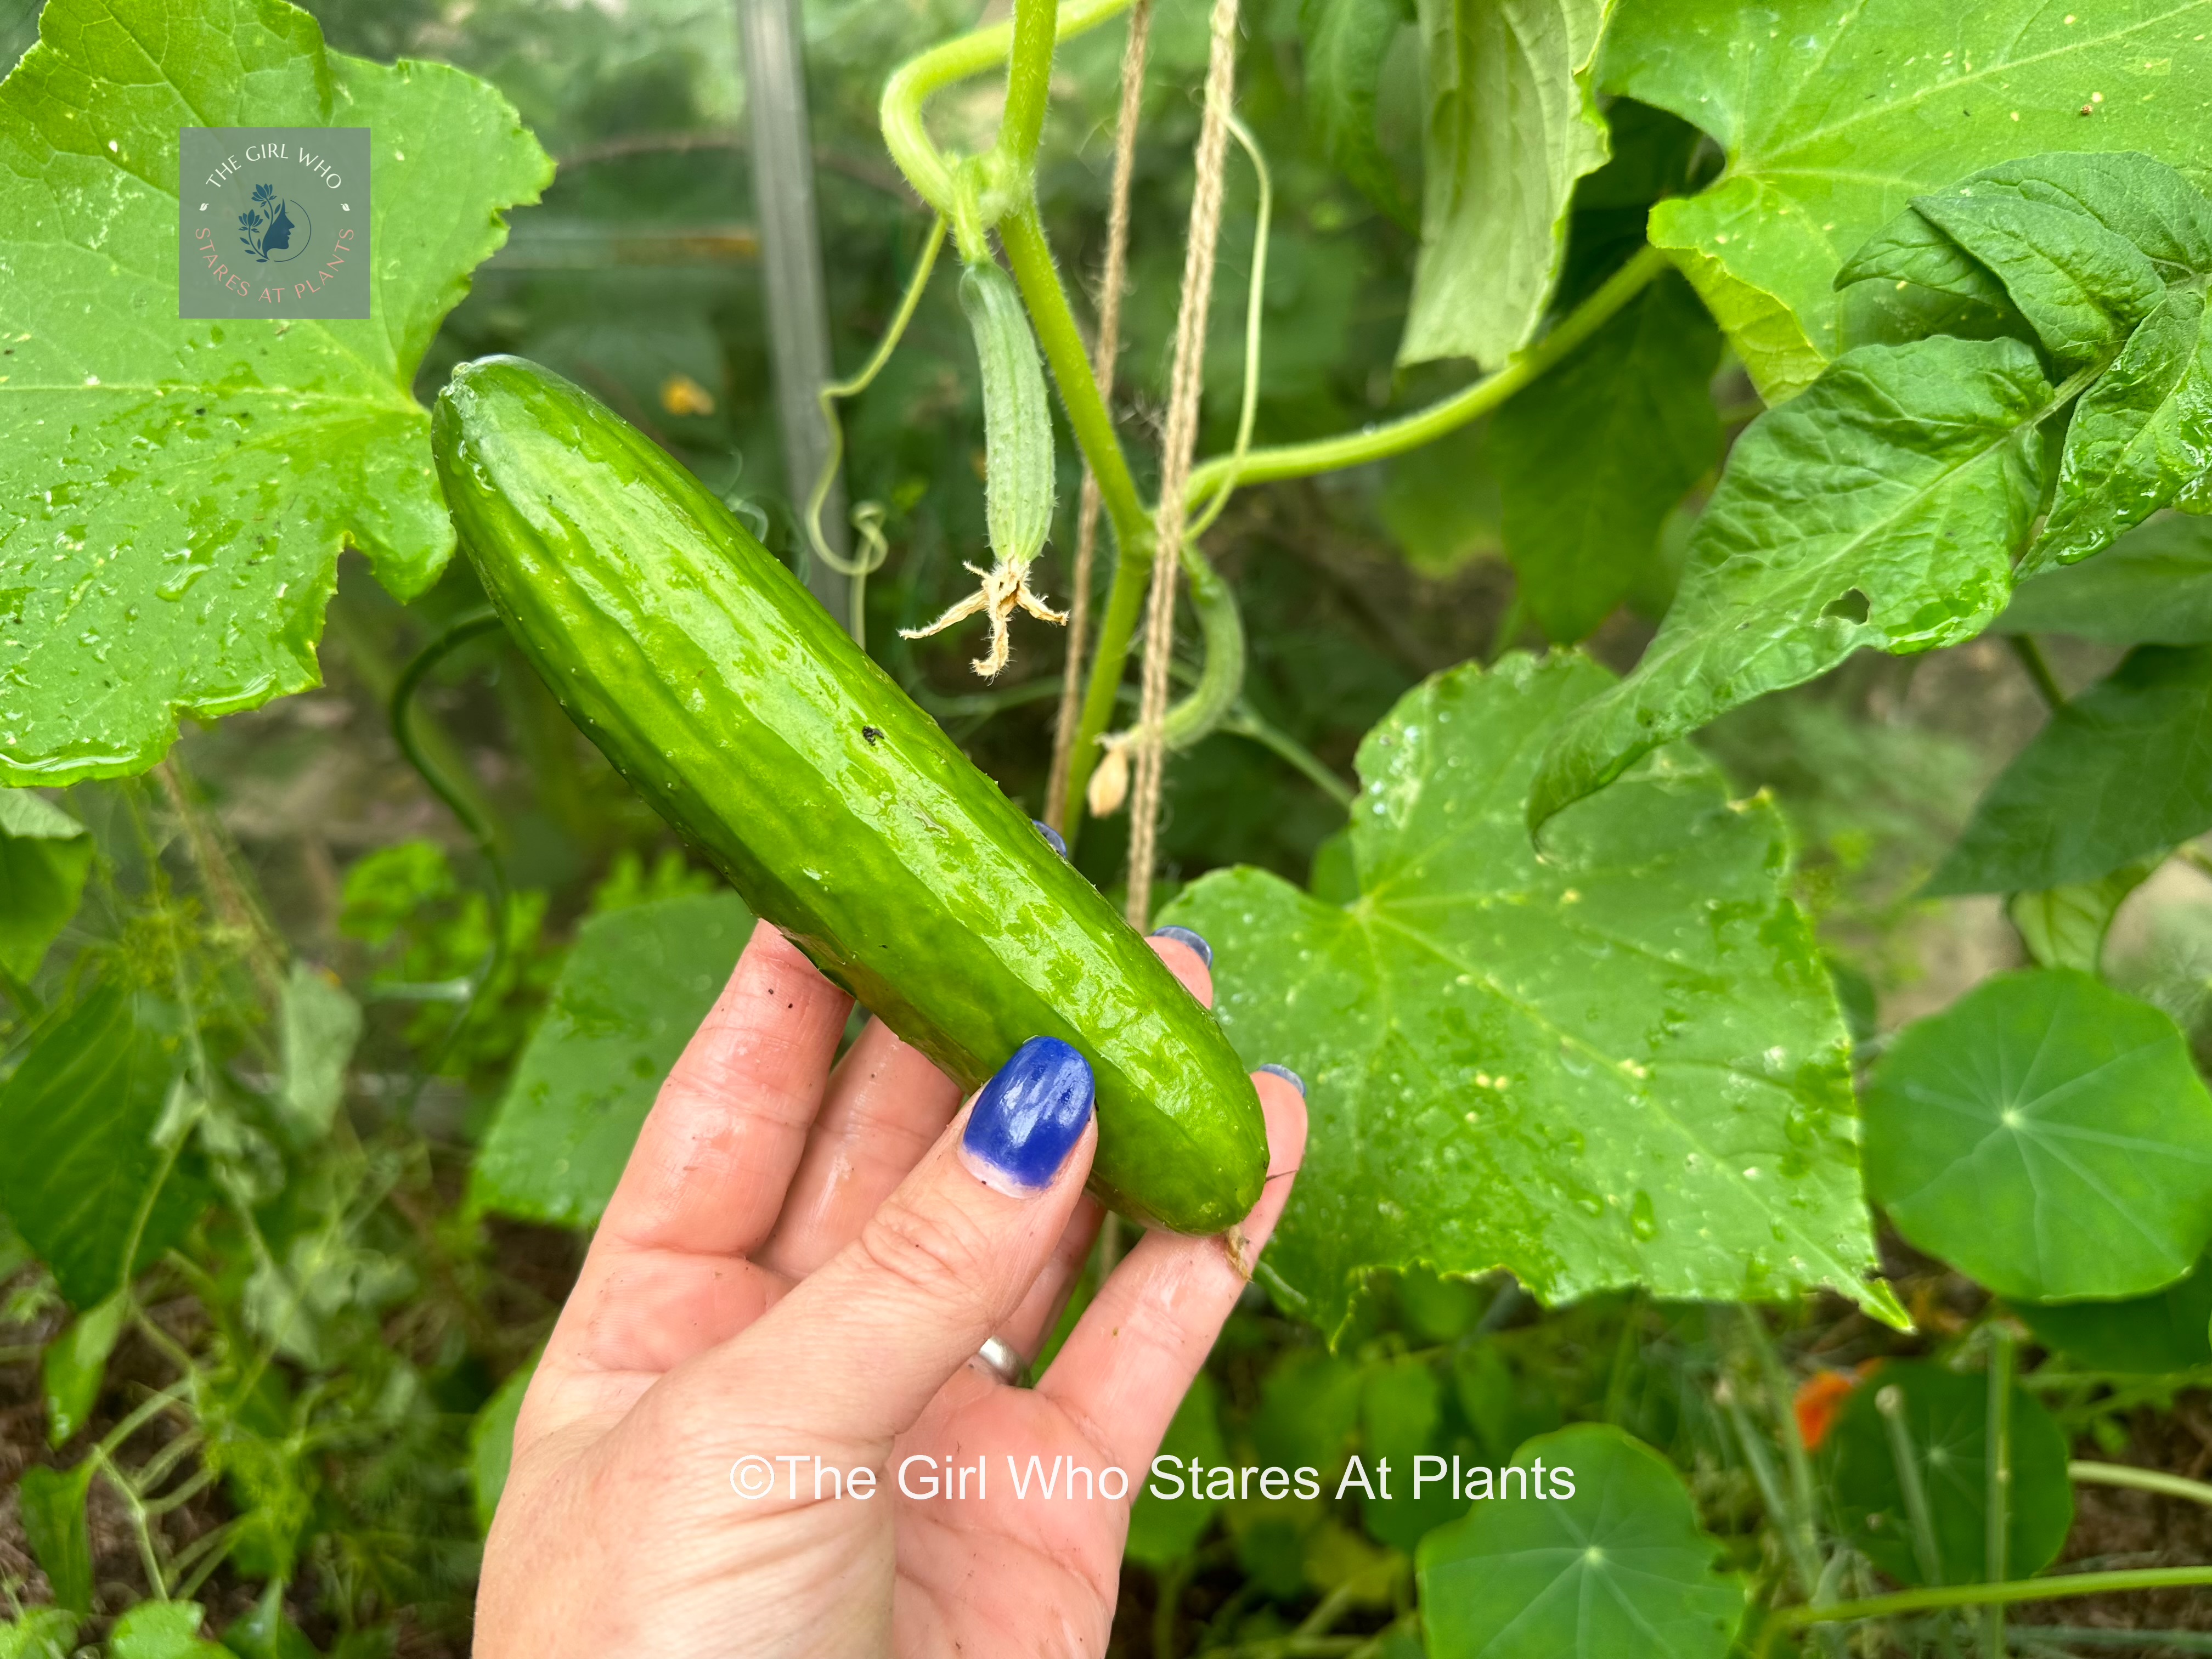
[
  {"left": 432, "top": 356, "right": 1268, "bottom": 1234},
  {"left": 962, "top": 258, "right": 1054, "bottom": 573}
]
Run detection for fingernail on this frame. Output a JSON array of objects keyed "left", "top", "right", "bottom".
[
  {"left": 1150, "top": 924, "right": 1212, "bottom": 967},
  {"left": 961, "top": 1036, "right": 1094, "bottom": 1195},
  {"left": 1032, "top": 819, "right": 1068, "bottom": 859},
  {"left": 1258, "top": 1063, "right": 1305, "bottom": 1098}
]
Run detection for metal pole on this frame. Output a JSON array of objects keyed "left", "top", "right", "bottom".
[{"left": 737, "top": 0, "right": 853, "bottom": 631}]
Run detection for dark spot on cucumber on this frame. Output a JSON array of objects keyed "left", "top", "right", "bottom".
[{"left": 862, "top": 725, "right": 884, "bottom": 746}]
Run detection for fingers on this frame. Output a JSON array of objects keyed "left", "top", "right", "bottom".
[
  {"left": 757, "top": 1018, "right": 964, "bottom": 1279},
  {"left": 595, "top": 920, "right": 851, "bottom": 1256},
  {"left": 996, "top": 1194, "right": 1105, "bottom": 1363},
  {"left": 686, "top": 1036, "right": 1100, "bottom": 1444},
  {"left": 1036, "top": 1068, "right": 1307, "bottom": 1474}
]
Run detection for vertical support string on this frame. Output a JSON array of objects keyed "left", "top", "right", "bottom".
[
  {"left": 1125, "top": 0, "right": 1239, "bottom": 926},
  {"left": 1046, "top": 0, "right": 1153, "bottom": 833}
]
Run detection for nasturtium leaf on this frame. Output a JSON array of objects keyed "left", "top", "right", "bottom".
[
  {"left": 41, "top": 1290, "right": 125, "bottom": 1447},
  {"left": 0, "top": 0, "right": 551, "bottom": 785},
  {"left": 1417, "top": 1424, "right": 1743, "bottom": 1659},
  {"left": 1825, "top": 1360, "right": 2073, "bottom": 1588},
  {"left": 2012, "top": 1248, "right": 2212, "bottom": 1373},
  {"left": 1492, "top": 272, "right": 1719, "bottom": 642},
  {"left": 1864, "top": 969, "right": 2212, "bottom": 1302},
  {"left": 1126, "top": 1371, "right": 1229, "bottom": 1566},
  {"left": 16, "top": 1461, "right": 93, "bottom": 1617},
  {"left": 1300, "top": 0, "right": 1415, "bottom": 225},
  {"left": 1528, "top": 337, "right": 2053, "bottom": 831},
  {"left": 0, "top": 984, "right": 207, "bottom": 1308},
  {"left": 1162, "top": 653, "right": 1894, "bottom": 1336},
  {"left": 1931, "top": 645, "right": 2212, "bottom": 895},
  {"left": 0, "top": 788, "right": 92, "bottom": 980},
  {"left": 470, "top": 1350, "right": 538, "bottom": 1534},
  {"left": 1600, "top": 0, "right": 2212, "bottom": 400},
  {"left": 471, "top": 891, "right": 753, "bottom": 1226},
  {"left": 2006, "top": 858, "right": 2158, "bottom": 975},
  {"left": 1401, "top": 0, "right": 1613, "bottom": 369},
  {"left": 1998, "top": 512, "right": 2212, "bottom": 642}
]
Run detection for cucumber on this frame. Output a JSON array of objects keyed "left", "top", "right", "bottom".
[{"left": 432, "top": 356, "right": 1268, "bottom": 1234}]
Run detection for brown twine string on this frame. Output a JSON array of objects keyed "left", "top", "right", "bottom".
[
  {"left": 1045, "top": 0, "right": 1153, "bottom": 834},
  {"left": 1125, "top": 0, "right": 1240, "bottom": 927}
]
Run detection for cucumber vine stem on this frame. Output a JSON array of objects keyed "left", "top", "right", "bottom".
[
  {"left": 1752, "top": 1568, "right": 2212, "bottom": 1658},
  {"left": 878, "top": 4, "right": 1671, "bottom": 837}
]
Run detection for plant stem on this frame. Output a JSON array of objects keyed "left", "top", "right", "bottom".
[
  {"left": 2007, "top": 633, "right": 2066, "bottom": 712},
  {"left": 995, "top": 0, "right": 1058, "bottom": 183},
  {"left": 1984, "top": 1325, "right": 2015, "bottom": 1659},
  {"left": 1223, "top": 704, "right": 1355, "bottom": 809},
  {"left": 1182, "top": 245, "right": 1668, "bottom": 512},
  {"left": 1754, "top": 1567, "right": 2212, "bottom": 1657},
  {"left": 879, "top": 0, "right": 1134, "bottom": 215},
  {"left": 2070, "top": 1459, "right": 2212, "bottom": 1506}
]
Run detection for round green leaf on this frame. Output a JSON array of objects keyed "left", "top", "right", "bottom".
[
  {"left": 2012, "top": 1249, "right": 2212, "bottom": 1374},
  {"left": 1825, "top": 1359, "right": 2073, "bottom": 1587},
  {"left": 1417, "top": 1423, "right": 1743, "bottom": 1659},
  {"left": 1864, "top": 969, "right": 2212, "bottom": 1301}
]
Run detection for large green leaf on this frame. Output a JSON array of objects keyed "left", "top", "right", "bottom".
[
  {"left": 1930, "top": 645, "right": 2212, "bottom": 895},
  {"left": 1863, "top": 969, "right": 2212, "bottom": 1302},
  {"left": 108, "top": 1602, "right": 231, "bottom": 1659},
  {"left": 1401, "top": 0, "right": 1613, "bottom": 368},
  {"left": 1300, "top": 0, "right": 1415, "bottom": 225},
  {"left": 471, "top": 892, "right": 753, "bottom": 1226},
  {"left": 1163, "top": 653, "right": 1894, "bottom": 1336},
  {"left": 1998, "top": 512, "right": 2212, "bottom": 642},
  {"left": 2011, "top": 1248, "right": 2212, "bottom": 1373},
  {"left": 1842, "top": 153, "right": 2212, "bottom": 572},
  {"left": 0, "top": 0, "right": 551, "bottom": 785},
  {"left": 0, "top": 984, "right": 206, "bottom": 1307},
  {"left": 1492, "top": 271, "right": 1720, "bottom": 642},
  {"left": 1600, "top": 0, "right": 2212, "bottom": 400},
  {"left": 1529, "top": 337, "right": 2053, "bottom": 830},
  {"left": 1825, "top": 1360, "right": 2073, "bottom": 1588},
  {"left": 1417, "top": 1423, "right": 1743, "bottom": 1659},
  {"left": 0, "top": 789, "right": 92, "bottom": 980}
]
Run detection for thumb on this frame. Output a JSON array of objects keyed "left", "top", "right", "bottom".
[{"left": 722, "top": 1035, "right": 1098, "bottom": 1443}]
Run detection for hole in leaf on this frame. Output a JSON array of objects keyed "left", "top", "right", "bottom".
[{"left": 1824, "top": 588, "right": 1871, "bottom": 624}]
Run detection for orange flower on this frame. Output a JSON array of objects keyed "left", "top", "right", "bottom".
[{"left": 1793, "top": 1359, "right": 1883, "bottom": 1451}]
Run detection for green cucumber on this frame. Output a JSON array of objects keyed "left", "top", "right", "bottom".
[
  {"left": 432, "top": 356, "right": 1268, "bottom": 1234},
  {"left": 961, "top": 258, "right": 1054, "bottom": 574}
]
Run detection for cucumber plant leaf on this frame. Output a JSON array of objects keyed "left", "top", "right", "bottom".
[
  {"left": 0, "top": 788, "right": 92, "bottom": 980},
  {"left": 17, "top": 1461, "right": 94, "bottom": 1617},
  {"left": 2006, "top": 857, "right": 2158, "bottom": 975},
  {"left": 1417, "top": 1424, "right": 1743, "bottom": 1659},
  {"left": 1125, "top": 1372, "right": 1229, "bottom": 1566},
  {"left": 1824, "top": 1359, "right": 2073, "bottom": 1588},
  {"left": 41, "top": 1291, "right": 126, "bottom": 1447},
  {"left": 1931, "top": 645, "right": 2212, "bottom": 895},
  {"left": 1163, "top": 653, "right": 1897, "bottom": 1336},
  {"left": 1840, "top": 153, "right": 2212, "bottom": 571},
  {"left": 1528, "top": 337, "right": 2053, "bottom": 830},
  {"left": 471, "top": 891, "right": 753, "bottom": 1227},
  {"left": 1400, "top": 0, "right": 1614, "bottom": 369},
  {"left": 1863, "top": 969, "right": 2212, "bottom": 1302},
  {"left": 0, "top": 983, "right": 207, "bottom": 1309},
  {"left": 2011, "top": 1248, "right": 2212, "bottom": 1373},
  {"left": 1998, "top": 512, "right": 2212, "bottom": 642},
  {"left": 1492, "top": 270, "right": 1720, "bottom": 642},
  {"left": 1600, "top": 0, "right": 2212, "bottom": 400},
  {"left": 0, "top": 0, "right": 551, "bottom": 785},
  {"left": 1300, "top": 0, "right": 1415, "bottom": 226}
]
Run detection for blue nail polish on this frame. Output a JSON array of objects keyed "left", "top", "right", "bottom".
[
  {"left": 1258, "top": 1063, "right": 1306, "bottom": 1098},
  {"left": 963, "top": 1036, "right": 1094, "bottom": 1192},
  {"left": 1032, "top": 819, "right": 1069, "bottom": 859},
  {"left": 1150, "top": 924, "right": 1212, "bottom": 967}
]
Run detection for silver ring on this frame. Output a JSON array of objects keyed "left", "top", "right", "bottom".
[{"left": 973, "top": 1335, "right": 1025, "bottom": 1385}]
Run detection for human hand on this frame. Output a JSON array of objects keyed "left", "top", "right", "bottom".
[{"left": 474, "top": 919, "right": 1307, "bottom": 1657}]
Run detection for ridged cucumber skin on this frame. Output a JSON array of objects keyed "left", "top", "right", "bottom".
[{"left": 432, "top": 356, "right": 1267, "bottom": 1234}]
